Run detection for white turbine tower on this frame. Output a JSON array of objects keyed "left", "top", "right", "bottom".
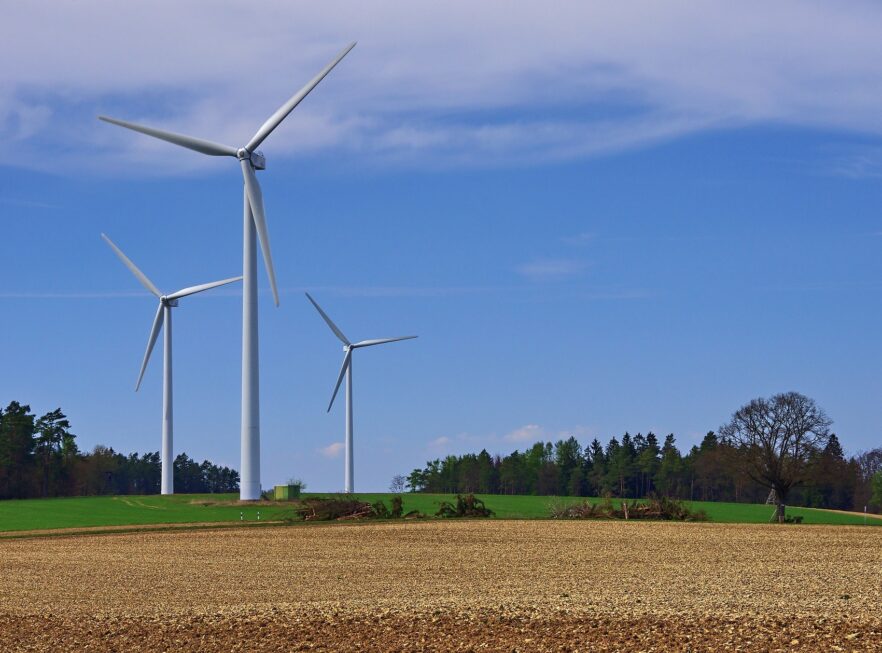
[
  {"left": 102, "top": 234, "right": 241, "bottom": 495},
  {"left": 306, "top": 293, "right": 416, "bottom": 493},
  {"left": 98, "top": 42, "right": 356, "bottom": 500}
]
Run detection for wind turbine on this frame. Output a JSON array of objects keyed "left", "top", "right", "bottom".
[
  {"left": 98, "top": 42, "right": 356, "bottom": 500},
  {"left": 102, "top": 234, "right": 241, "bottom": 495},
  {"left": 306, "top": 292, "right": 416, "bottom": 493}
]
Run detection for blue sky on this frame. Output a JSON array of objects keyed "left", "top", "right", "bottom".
[{"left": 2, "top": 1, "right": 882, "bottom": 491}]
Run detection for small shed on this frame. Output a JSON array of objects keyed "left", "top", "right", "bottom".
[{"left": 274, "top": 484, "right": 301, "bottom": 501}]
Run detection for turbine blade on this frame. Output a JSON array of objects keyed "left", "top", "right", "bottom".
[
  {"left": 351, "top": 336, "right": 418, "bottom": 348},
  {"left": 136, "top": 303, "right": 164, "bottom": 391},
  {"left": 327, "top": 350, "right": 352, "bottom": 412},
  {"left": 305, "top": 292, "right": 350, "bottom": 345},
  {"left": 98, "top": 116, "right": 238, "bottom": 157},
  {"left": 241, "top": 160, "right": 280, "bottom": 306},
  {"left": 101, "top": 233, "right": 162, "bottom": 298},
  {"left": 167, "top": 276, "right": 243, "bottom": 301},
  {"left": 245, "top": 41, "right": 357, "bottom": 152}
]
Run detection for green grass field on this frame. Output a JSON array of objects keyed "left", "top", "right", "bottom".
[{"left": 0, "top": 492, "right": 878, "bottom": 533}]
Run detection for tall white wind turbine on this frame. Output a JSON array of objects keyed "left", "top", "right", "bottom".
[
  {"left": 98, "top": 43, "right": 356, "bottom": 500},
  {"left": 306, "top": 293, "right": 416, "bottom": 493},
  {"left": 102, "top": 234, "right": 241, "bottom": 495}
]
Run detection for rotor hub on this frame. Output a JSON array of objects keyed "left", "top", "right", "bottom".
[{"left": 237, "top": 148, "right": 265, "bottom": 170}]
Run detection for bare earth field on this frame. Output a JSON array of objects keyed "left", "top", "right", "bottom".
[{"left": 1, "top": 521, "right": 880, "bottom": 651}]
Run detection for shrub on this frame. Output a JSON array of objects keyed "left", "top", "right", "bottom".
[
  {"left": 436, "top": 494, "right": 494, "bottom": 518},
  {"left": 371, "top": 500, "right": 390, "bottom": 518}
]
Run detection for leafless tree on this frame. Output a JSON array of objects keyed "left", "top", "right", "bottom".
[
  {"left": 389, "top": 474, "right": 407, "bottom": 493},
  {"left": 719, "top": 392, "right": 832, "bottom": 523}
]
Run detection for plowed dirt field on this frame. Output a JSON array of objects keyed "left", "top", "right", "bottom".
[{"left": 1, "top": 521, "right": 879, "bottom": 651}]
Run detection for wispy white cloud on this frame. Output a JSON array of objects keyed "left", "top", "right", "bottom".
[
  {"left": 6, "top": 1, "right": 882, "bottom": 174},
  {"left": 826, "top": 146, "right": 882, "bottom": 180},
  {"left": 424, "top": 423, "right": 597, "bottom": 454},
  {"left": 319, "top": 442, "right": 344, "bottom": 458},
  {"left": 0, "top": 197, "right": 60, "bottom": 210},
  {"left": 517, "top": 259, "right": 586, "bottom": 282},
  {"left": 504, "top": 424, "right": 547, "bottom": 443}
]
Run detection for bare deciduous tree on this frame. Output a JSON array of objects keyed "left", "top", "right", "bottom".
[
  {"left": 389, "top": 474, "right": 407, "bottom": 493},
  {"left": 719, "top": 392, "right": 832, "bottom": 523}
]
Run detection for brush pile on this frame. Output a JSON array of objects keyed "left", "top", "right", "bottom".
[
  {"left": 550, "top": 494, "right": 707, "bottom": 521},
  {"left": 292, "top": 497, "right": 376, "bottom": 521},
  {"left": 291, "top": 495, "right": 422, "bottom": 521}
]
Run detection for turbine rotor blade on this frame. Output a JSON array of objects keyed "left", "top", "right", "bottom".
[
  {"left": 136, "top": 303, "right": 165, "bottom": 391},
  {"left": 245, "top": 41, "right": 357, "bottom": 152},
  {"left": 351, "top": 336, "right": 418, "bottom": 348},
  {"left": 241, "top": 160, "right": 280, "bottom": 306},
  {"left": 101, "top": 233, "right": 162, "bottom": 298},
  {"left": 327, "top": 350, "right": 352, "bottom": 412},
  {"left": 167, "top": 276, "right": 243, "bottom": 301},
  {"left": 98, "top": 116, "right": 239, "bottom": 157},
  {"left": 305, "top": 292, "right": 350, "bottom": 345}
]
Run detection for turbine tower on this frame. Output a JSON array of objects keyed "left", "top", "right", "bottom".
[
  {"left": 306, "top": 293, "right": 416, "bottom": 493},
  {"left": 98, "top": 43, "right": 356, "bottom": 500},
  {"left": 102, "top": 234, "right": 241, "bottom": 495}
]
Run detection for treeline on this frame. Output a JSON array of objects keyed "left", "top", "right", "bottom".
[
  {"left": 407, "top": 432, "right": 882, "bottom": 512},
  {"left": 0, "top": 401, "right": 238, "bottom": 499}
]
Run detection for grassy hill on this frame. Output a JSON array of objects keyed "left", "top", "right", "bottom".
[{"left": 0, "top": 492, "right": 878, "bottom": 533}]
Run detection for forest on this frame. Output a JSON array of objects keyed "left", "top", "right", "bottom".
[
  {"left": 406, "top": 431, "right": 882, "bottom": 513},
  {"left": 0, "top": 401, "right": 239, "bottom": 499}
]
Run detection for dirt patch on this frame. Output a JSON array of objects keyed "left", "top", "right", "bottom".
[
  {"left": 804, "top": 506, "right": 882, "bottom": 521},
  {"left": 0, "top": 520, "right": 281, "bottom": 539}
]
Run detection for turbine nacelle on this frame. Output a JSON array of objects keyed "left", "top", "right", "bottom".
[
  {"left": 237, "top": 148, "right": 266, "bottom": 170},
  {"left": 160, "top": 296, "right": 180, "bottom": 307}
]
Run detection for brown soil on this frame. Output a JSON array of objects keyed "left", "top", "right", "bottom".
[
  {"left": 1, "top": 521, "right": 879, "bottom": 651},
  {"left": 0, "top": 520, "right": 282, "bottom": 539}
]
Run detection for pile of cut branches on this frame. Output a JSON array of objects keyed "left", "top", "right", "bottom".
[
  {"left": 550, "top": 494, "right": 707, "bottom": 522},
  {"left": 292, "top": 497, "right": 375, "bottom": 521},
  {"left": 290, "top": 496, "right": 424, "bottom": 521}
]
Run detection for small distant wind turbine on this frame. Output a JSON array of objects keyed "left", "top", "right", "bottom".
[
  {"left": 306, "top": 293, "right": 416, "bottom": 493},
  {"left": 102, "top": 234, "right": 241, "bottom": 495},
  {"left": 98, "top": 42, "right": 356, "bottom": 500}
]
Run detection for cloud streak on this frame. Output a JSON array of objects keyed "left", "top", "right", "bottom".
[
  {"left": 5, "top": 1, "right": 882, "bottom": 174},
  {"left": 319, "top": 442, "right": 344, "bottom": 458}
]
